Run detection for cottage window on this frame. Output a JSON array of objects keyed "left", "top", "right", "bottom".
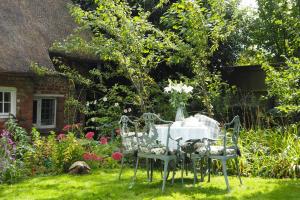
[
  {"left": 0, "top": 87, "right": 16, "bottom": 118},
  {"left": 33, "top": 97, "right": 56, "bottom": 129}
]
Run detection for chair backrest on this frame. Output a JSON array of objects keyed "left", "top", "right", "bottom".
[
  {"left": 119, "top": 115, "right": 138, "bottom": 153},
  {"left": 223, "top": 115, "right": 241, "bottom": 155},
  {"left": 137, "top": 113, "right": 173, "bottom": 155}
]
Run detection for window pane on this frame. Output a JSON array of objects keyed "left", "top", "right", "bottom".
[
  {"left": 33, "top": 100, "right": 37, "bottom": 124},
  {"left": 4, "top": 92, "right": 10, "bottom": 102},
  {"left": 4, "top": 103, "right": 10, "bottom": 113},
  {"left": 41, "top": 99, "right": 55, "bottom": 126},
  {"left": 0, "top": 103, "right": 2, "bottom": 113},
  {"left": 0, "top": 92, "right": 2, "bottom": 102}
]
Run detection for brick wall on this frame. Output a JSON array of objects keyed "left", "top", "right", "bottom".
[{"left": 0, "top": 73, "right": 70, "bottom": 133}]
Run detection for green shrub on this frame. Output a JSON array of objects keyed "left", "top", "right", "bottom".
[
  {"left": 211, "top": 125, "right": 300, "bottom": 178},
  {"left": 24, "top": 129, "right": 85, "bottom": 175}
]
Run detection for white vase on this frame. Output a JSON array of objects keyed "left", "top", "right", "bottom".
[{"left": 175, "top": 106, "right": 185, "bottom": 121}]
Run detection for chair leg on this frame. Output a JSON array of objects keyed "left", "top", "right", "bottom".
[
  {"left": 162, "top": 160, "right": 169, "bottom": 192},
  {"left": 221, "top": 159, "right": 230, "bottom": 192},
  {"left": 181, "top": 155, "right": 184, "bottom": 184},
  {"left": 192, "top": 158, "right": 198, "bottom": 186},
  {"left": 185, "top": 154, "right": 188, "bottom": 176},
  {"left": 133, "top": 157, "right": 139, "bottom": 182},
  {"left": 150, "top": 159, "right": 153, "bottom": 182},
  {"left": 207, "top": 157, "right": 211, "bottom": 183},
  {"left": 119, "top": 156, "right": 124, "bottom": 180},
  {"left": 146, "top": 158, "right": 150, "bottom": 182},
  {"left": 171, "top": 159, "right": 176, "bottom": 185},
  {"left": 161, "top": 161, "right": 163, "bottom": 178},
  {"left": 200, "top": 157, "right": 204, "bottom": 182},
  {"left": 235, "top": 157, "right": 243, "bottom": 185}
]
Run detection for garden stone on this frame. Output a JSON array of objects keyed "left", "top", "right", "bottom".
[{"left": 69, "top": 161, "right": 91, "bottom": 174}]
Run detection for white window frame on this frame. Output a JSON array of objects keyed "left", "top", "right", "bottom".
[
  {"left": 33, "top": 96, "right": 57, "bottom": 129},
  {"left": 0, "top": 87, "right": 17, "bottom": 118}
]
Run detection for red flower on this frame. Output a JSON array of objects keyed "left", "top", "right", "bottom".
[
  {"left": 115, "top": 128, "right": 121, "bottom": 135},
  {"left": 99, "top": 136, "right": 108, "bottom": 144},
  {"left": 83, "top": 153, "right": 92, "bottom": 160},
  {"left": 57, "top": 133, "right": 66, "bottom": 140},
  {"left": 112, "top": 152, "right": 123, "bottom": 161},
  {"left": 85, "top": 132, "right": 95, "bottom": 140},
  {"left": 83, "top": 152, "right": 103, "bottom": 161},
  {"left": 63, "top": 125, "right": 72, "bottom": 132}
]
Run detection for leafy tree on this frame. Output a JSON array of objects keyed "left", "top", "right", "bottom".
[
  {"left": 238, "top": 0, "right": 300, "bottom": 64},
  {"left": 160, "top": 0, "right": 238, "bottom": 115},
  {"left": 263, "top": 58, "right": 300, "bottom": 115},
  {"left": 52, "top": 0, "right": 239, "bottom": 116}
]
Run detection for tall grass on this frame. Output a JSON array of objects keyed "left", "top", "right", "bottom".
[{"left": 212, "top": 125, "right": 300, "bottom": 178}]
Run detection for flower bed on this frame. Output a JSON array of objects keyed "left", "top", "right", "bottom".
[{"left": 0, "top": 119, "right": 122, "bottom": 184}]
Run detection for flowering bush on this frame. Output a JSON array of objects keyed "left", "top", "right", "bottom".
[
  {"left": 1, "top": 119, "right": 31, "bottom": 183},
  {"left": 164, "top": 79, "right": 193, "bottom": 108},
  {"left": 24, "top": 130, "right": 85, "bottom": 174},
  {"left": 1, "top": 120, "right": 122, "bottom": 183}
]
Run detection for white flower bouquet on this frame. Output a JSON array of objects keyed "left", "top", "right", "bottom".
[{"left": 164, "top": 79, "right": 193, "bottom": 109}]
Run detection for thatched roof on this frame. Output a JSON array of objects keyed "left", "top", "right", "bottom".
[{"left": 0, "top": 0, "right": 76, "bottom": 72}]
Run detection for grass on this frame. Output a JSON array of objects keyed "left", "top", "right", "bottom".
[{"left": 0, "top": 168, "right": 299, "bottom": 200}]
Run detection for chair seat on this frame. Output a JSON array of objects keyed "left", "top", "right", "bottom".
[
  {"left": 139, "top": 146, "right": 178, "bottom": 155},
  {"left": 181, "top": 140, "right": 205, "bottom": 154},
  {"left": 196, "top": 145, "right": 236, "bottom": 155}
]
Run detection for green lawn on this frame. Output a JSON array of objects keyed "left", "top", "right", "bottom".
[{"left": 0, "top": 168, "right": 299, "bottom": 200}]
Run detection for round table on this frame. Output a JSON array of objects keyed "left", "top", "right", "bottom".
[{"left": 154, "top": 121, "right": 217, "bottom": 151}]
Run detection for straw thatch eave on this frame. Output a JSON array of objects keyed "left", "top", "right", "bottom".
[{"left": 0, "top": 0, "right": 77, "bottom": 73}]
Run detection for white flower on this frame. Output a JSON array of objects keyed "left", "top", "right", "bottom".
[
  {"left": 114, "top": 103, "right": 119, "bottom": 107},
  {"left": 86, "top": 102, "right": 90, "bottom": 106},
  {"left": 183, "top": 85, "right": 193, "bottom": 93},
  {"left": 94, "top": 100, "right": 97, "bottom": 104},
  {"left": 103, "top": 97, "right": 108, "bottom": 102},
  {"left": 91, "top": 118, "right": 95, "bottom": 122},
  {"left": 128, "top": 108, "right": 132, "bottom": 112},
  {"left": 123, "top": 109, "right": 128, "bottom": 113},
  {"left": 164, "top": 86, "right": 172, "bottom": 93},
  {"left": 187, "top": 86, "right": 193, "bottom": 93},
  {"left": 173, "top": 84, "right": 182, "bottom": 93}
]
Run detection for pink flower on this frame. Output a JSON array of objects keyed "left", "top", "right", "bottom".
[
  {"left": 63, "top": 125, "right": 72, "bottom": 132},
  {"left": 57, "top": 133, "right": 66, "bottom": 140},
  {"left": 85, "top": 132, "right": 95, "bottom": 140},
  {"left": 83, "top": 153, "right": 92, "bottom": 160},
  {"left": 95, "top": 156, "right": 103, "bottom": 161},
  {"left": 112, "top": 152, "right": 123, "bottom": 161},
  {"left": 99, "top": 136, "right": 108, "bottom": 144},
  {"left": 83, "top": 153, "right": 103, "bottom": 161}
]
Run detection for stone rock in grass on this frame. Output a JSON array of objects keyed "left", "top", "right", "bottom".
[{"left": 69, "top": 161, "right": 91, "bottom": 174}]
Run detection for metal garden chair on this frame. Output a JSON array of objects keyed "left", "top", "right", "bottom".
[
  {"left": 118, "top": 115, "right": 139, "bottom": 180},
  {"left": 132, "top": 113, "right": 182, "bottom": 192},
  {"left": 192, "top": 115, "right": 243, "bottom": 192}
]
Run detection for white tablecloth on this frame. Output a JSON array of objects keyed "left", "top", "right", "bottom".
[{"left": 154, "top": 120, "right": 217, "bottom": 151}]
